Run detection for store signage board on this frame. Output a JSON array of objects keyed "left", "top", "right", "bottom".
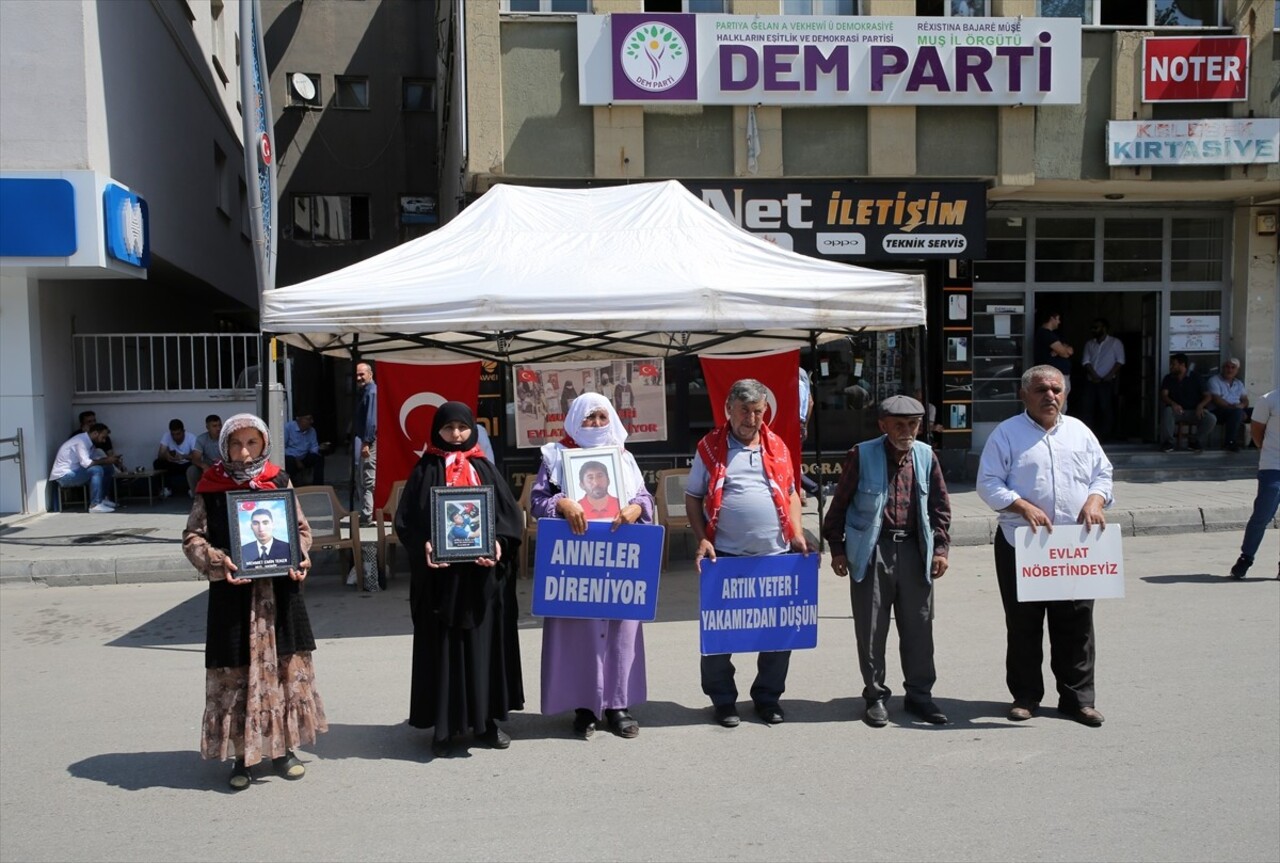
[
  {"left": 579, "top": 15, "right": 1081, "bottom": 106},
  {"left": 1107, "top": 119, "right": 1279, "bottom": 166},
  {"left": 1142, "top": 36, "right": 1248, "bottom": 102}
]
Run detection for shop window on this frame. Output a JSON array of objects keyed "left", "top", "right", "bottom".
[
  {"left": 1171, "top": 217, "right": 1224, "bottom": 281},
  {"left": 782, "top": 0, "right": 859, "bottom": 14},
  {"left": 1034, "top": 218, "right": 1094, "bottom": 282},
  {"left": 291, "top": 194, "right": 371, "bottom": 244},
  {"left": 403, "top": 78, "right": 435, "bottom": 112},
  {"left": 971, "top": 295, "right": 1025, "bottom": 425},
  {"left": 334, "top": 76, "right": 369, "bottom": 110},
  {"left": 1103, "top": 218, "right": 1161, "bottom": 281},
  {"left": 917, "top": 0, "right": 989, "bottom": 15},
  {"left": 974, "top": 216, "right": 1027, "bottom": 283},
  {"left": 1036, "top": 0, "right": 1223, "bottom": 27}
]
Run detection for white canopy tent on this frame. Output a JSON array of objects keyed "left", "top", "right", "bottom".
[{"left": 261, "top": 181, "right": 925, "bottom": 362}]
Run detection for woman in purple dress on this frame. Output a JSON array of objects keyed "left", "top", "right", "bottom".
[{"left": 531, "top": 392, "right": 654, "bottom": 739}]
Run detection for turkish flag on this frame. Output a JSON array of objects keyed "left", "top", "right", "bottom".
[
  {"left": 375, "top": 360, "right": 482, "bottom": 511},
  {"left": 637, "top": 362, "right": 659, "bottom": 378},
  {"left": 517, "top": 368, "right": 539, "bottom": 383},
  {"left": 699, "top": 350, "right": 802, "bottom": 480}
]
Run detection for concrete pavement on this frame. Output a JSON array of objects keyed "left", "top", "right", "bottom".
[
  {"left": 0, "top": 529, "right": 1276, "bottom": 862},
  {"left": 1, "top": 476, "right": 1272, "bottom": 587}
]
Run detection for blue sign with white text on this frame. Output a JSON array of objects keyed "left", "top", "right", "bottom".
[
  {"left": 699, "top": 554, "right": 819, "bottom": 655},
  {"left": 532, "top": 520, "right": 664, "bottom": 622},
  {"left": 103, "top": 183, "right": 149, "bottom": 268}
]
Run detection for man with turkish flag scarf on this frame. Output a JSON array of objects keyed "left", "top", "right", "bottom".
[
  {"left": 685, "top": 378, "right": 812, "bottom": 730},
  {"left": 373, "top": 360, "right": 483, "bottom": 515}
]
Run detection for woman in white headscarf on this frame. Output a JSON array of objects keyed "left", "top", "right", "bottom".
[
  {"left": 530, "top": 392, "right": 654, "bottom": 739},
  {"left": 182, "top": 413, "right": 327, "bottom": 790}
]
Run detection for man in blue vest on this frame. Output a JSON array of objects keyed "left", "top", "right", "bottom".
[{"left": 821, "top": 395, "right": 952, "bottom": 727}]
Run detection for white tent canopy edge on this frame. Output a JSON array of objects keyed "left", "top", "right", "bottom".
[{"left": 261, "top": 180, "right": 926, "bottom": 363}]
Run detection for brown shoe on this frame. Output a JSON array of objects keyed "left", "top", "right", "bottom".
[
  {"left": 1008, "top": 702, "right": 1038, "bottom": 721},
  {"left": 1059, "top": 705, "right": 1105, "bottom": 727}
]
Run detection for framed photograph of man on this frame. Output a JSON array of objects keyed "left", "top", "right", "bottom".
[
  {"left": 430, "top": 486, "right": 496, "bottom": 562},
  {"left": 226, "top": 489, "right": 300, "bottom": 578},
  {"left": 562, "top": 446, "right": 624, "bottom": 522}
]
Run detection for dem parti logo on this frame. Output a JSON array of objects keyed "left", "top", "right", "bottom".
[{"left": 620, "top": 21, "right": 689, "bottom": 92}]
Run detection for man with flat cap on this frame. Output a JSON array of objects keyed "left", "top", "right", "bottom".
[{"left": 821, "top": 394, "right": 952, "bottom": 727}]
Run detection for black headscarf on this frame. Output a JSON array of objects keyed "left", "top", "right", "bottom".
[{"left": 428, "top": 401, "right": 479, "bottom": 452}]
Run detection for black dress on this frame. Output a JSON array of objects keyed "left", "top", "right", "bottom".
[{"left": 394, "top": 453, "right": 524, "bottom": 738}]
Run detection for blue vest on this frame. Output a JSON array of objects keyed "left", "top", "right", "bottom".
[{"left": 842, "top": 437, "right": 935, "bottom": 584}]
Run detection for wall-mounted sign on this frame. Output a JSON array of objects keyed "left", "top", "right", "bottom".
[
  {"left": 684, "top": 180, "right": 986, "bottom": 261},
  {"left": 1107, "top": 119, "right": 1279, "bottom": 166},
  {"left": 102, "top": 183, "right": 149, "bottom": 268},
  {"left": 0, "top": 178, "right": 77, "bottom": 257},
  {"left": 1142, "top": 35, "right": 1248, "bottom": 102},
  {"left": 579, "top": 14, "right": 1082, "bottom": 106},
  {"left": 1168, "top": 314, "right": 1220, "bottom": 352}
]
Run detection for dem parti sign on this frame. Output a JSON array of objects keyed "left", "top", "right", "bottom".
[{"left": 578, "top": 13, "right": 1081, "bottom": 106}]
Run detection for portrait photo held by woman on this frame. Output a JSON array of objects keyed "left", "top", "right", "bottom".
[
  {"left": 531, "top": 392, "right": 655, "bottom": 740},
  {"left": 393, "top": 402, "right": 525, "bottom": 757},
  {"left": 181, "top": 413, "right": 327, "bottom": 791}
]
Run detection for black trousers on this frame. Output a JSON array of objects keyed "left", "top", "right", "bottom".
[
  {"left": 1081, "top": 378, "right": 1116, "bottom": 441},
  {"left": 994, "top": 531, "right": 1096, "bottom": 710},
  {"left": 850, "top": 536, "right": 935, "bottom": 704}
]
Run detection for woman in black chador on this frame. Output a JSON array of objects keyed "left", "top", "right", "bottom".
[{"left": 394, "top": 402, "right": 524, "bottom": 757}]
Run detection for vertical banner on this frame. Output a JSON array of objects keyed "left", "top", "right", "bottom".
[
  {"left": 699, "top": 350, "right": 802, "bottom": 480},
  {"left": 374, "top": 361, "right": 482, "bottom": 511}
]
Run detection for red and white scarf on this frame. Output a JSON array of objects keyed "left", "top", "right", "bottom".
[
  {"left": 696, "top": 422, "right": 795, "bottom": 546},
  {"left": 425, "top": 442, "right": 485, "bottom": 487}
]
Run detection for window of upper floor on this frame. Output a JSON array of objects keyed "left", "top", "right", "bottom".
[
  {"left": 781, "top": 0, "right": 860, "bottom": 14},
  {"left": 1037, "top": 0, "right": 1227, "bottom": 28},
  {"left": 403, "top": 78, "right": 436, "bottom": 112},
  {"left": 916, "top": 0, "right": 990, "bottom": 15},
  {"left": 290, "top": 194, "right": 372, "bottom": 244},
  {"left": 334, "top": 75, "right": 370, "bottom": 110}
]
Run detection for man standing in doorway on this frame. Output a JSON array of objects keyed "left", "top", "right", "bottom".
[
  {"left": 1081, "top": 318, "right": 1125, "bottom": 442},
  {"left": 354, "top": 362, "right": 377, "bottom": 523},
  {"left": 977, "top": 365, "right": 1112, "bottom": 727},
  {"left": 686, "top": 378, "right": 811, "bottom": 729},
  {"left": 1034, "top": 309, "right": 1074, "bottom": 412}
]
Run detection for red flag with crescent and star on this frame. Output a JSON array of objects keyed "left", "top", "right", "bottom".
[
  {"left": 698, "top": 349, "right": 802, "bottom": 481},
  {"left": 375, "top": 360, "right": 482, "bottom": 511}
]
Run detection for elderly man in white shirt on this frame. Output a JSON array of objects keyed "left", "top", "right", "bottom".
[
  {"left": 977, "top": 364, "right": 1113, "bottom": 728},
  {"left": 1207, "top": 357, "right": 1250, "bottom": 452},
  {"left": 1080, "top": 317, "right": 1125, "bottom": 442}
]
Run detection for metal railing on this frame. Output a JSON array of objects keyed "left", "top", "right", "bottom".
[
  {"left": 73, "top": 333, "right": 260, "bottom": 394},
  {"left": 0, "top": 428, "right": 28, "bottom": 514}
]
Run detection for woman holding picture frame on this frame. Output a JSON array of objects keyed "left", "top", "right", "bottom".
[
  {"left": 181, "top": 413, "right": 326, "bottom": 791},
  {"left": 531, "top": 392, "right": 655, "bottom": 740},
  {"left": 394, "top": 402, "right": 525, "bottom": 758}
]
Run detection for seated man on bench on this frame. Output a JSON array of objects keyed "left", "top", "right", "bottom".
[
  {"left": 1159, "top": 353, "right": 1216, "bottom": 453},
  {"left": 284, "top": 411, "right": 327, "bottom": 486}
]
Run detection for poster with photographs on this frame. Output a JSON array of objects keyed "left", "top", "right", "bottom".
[
  {"left": 429, "top": 486, "right": 496, "bottom": 562},
  {"left": 513, "top": 358, "right": 667, "bottom": 448},
  {"left": 226, "top": 489, "right": 300, "bottom": 579},
  {"left": 562, "top": 446, "right": 625, "bottom": 522}
]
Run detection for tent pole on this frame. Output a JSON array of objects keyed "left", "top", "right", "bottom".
[
  {"left": 808, "top": 330, "right": 825, "bottom": 553},
  {"left": 349, "top": 336, "right": 361, "bottom": 515}
]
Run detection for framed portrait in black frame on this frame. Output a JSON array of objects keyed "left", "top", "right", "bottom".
[
  {"left": 562, "top": 446, "right": 624, "bottom": 522},
  {"left": 226, "top": 489, "right": 300, "bottom": 578},
  {"left": 430, "top": 486, "right": 496, "bottom": 562}
]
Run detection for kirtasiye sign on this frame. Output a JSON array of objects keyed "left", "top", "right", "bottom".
[
  {"left": 1107, "top": 119, "right": 1279, "bottom": 166},
  {"left": 579, "top": 14, "right": 1081, "bottom": 106}
]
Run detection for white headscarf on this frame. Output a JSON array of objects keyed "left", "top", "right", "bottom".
[{"left": 540, "top": 392, "right": 645, "bottom": 503}]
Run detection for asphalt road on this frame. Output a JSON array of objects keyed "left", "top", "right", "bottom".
[{"left": 1, "top": 531, "right": 1276, "bottom": 863}]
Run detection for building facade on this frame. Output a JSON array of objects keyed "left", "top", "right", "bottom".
[
  {"left": 440, "top": 0, "right": 1279, "bottom": 479},
  {"left": 0, "top": 0, "right": 260, "bottom": 515}
]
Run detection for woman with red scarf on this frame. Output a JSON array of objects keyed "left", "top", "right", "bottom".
[
  {"left": 394, "top": 402, "right": 524, "bottom": 757},
  {"left": 182, "top": 413, "right": 327, "bottom": 790}
]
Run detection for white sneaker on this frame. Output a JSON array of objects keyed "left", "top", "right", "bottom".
[
  {"left": 102, "top": 500, "right": 118, "bottom": 509},
  {"left": 160, "top": 487, "right": 172, "bottom": 499},
  {"left": 346, "top": 568, "right": 358, "bottom": 586},
  {"left": 89, "top": 503, "right": 114, "bottom": 513}
]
